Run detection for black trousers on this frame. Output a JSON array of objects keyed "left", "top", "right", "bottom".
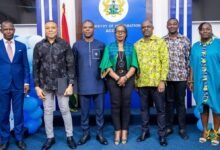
[
  {"left": 106, "top": 77, "right": 134, "bottom": 131},
  {"left": 166, "top": 81, "right": 187, "bottom": 131},
  {"left": 138, "top": 87, "right": 166, "bottom": 137}
]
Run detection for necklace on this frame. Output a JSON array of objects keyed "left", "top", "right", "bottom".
[
  {"left": 119, "top": 51, "right": 124, "bottom": 60},
  {"left": 118, "top": 51, "right": 125, "bottom": 68}
]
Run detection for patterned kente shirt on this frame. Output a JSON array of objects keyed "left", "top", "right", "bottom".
[
  {"left": 135, "top": 35, "right": 169, "bottom": 87},
  {"left": 33, "top": 37, "right": 74, "bottom": 91},
  {"left": 163, "top": 34, "right": 191, "bottom": 81}
]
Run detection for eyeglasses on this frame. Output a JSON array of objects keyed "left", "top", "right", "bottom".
[{"left": 115, "top": 30, "right": 126, "bottom": 34}]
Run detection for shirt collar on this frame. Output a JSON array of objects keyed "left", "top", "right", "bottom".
[
  {"left": 43, "top": 37, "right": 59, "bottom": 43},
  {"left": 3, "top": 38, "right": 15, "bottom": 44},
  {"left": 82, "top": 38, "right": 94, "bottom": 43},
  {"left": 140, "top": 35, "right": 158, "bottom": 42},
  {"left": 163, "top": 33, "right": 183, "bottom": 40},
  {"left": 199, "top": 37, "right": 214, "bottom": 46}
]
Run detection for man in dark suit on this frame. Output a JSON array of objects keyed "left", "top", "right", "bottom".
[{"left": 0, "top": 20, "right": 30, "bottom": 150}]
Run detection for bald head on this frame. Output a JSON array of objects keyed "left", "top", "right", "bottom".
[
  {"left": 141, "top": 20, "right": 153, "bottom": 27},
  {"left": 0, "top": 20, "right": 15, "bottom": 41},
  {"left": 1, "top": 20, "right": 14, "bottom": 28}
]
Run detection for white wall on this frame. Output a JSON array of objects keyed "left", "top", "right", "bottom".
[
  {"left": 192, "top": 21, "right": 220, "bottom": 44},
  {"left": 1, "top": 16, "right": 220, "bottom": 47},
  {"left": 1, "top": 22, "right": 220, "bottom": 44},
  {"left": 152, "top": 0, "right": 169, "bottom": 37},
  {"left": 0, "top": 24, "right": 37, "bottom": 39}
]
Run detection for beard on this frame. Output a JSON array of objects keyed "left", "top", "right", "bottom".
[
  {"left": 169, "top": 30, "right": 178, "bottom": 35},
  {"left": 84, "top": 33, "right": 93, "bottom": 39}
]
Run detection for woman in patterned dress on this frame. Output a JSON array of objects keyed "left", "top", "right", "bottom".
[{"left": 189, "top": 22, "right": 220, "bottom": 146}]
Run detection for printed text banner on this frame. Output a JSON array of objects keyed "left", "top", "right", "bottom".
[{"left": 82, "top": 0, "right": 146, "bottom": 44}]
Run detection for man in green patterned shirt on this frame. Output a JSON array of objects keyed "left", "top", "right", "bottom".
[{"left": 135, "top": 20, "right": 169, "bottom": 146}]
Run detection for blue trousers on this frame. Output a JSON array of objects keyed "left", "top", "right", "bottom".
[
  {"left": 79, "top": 94, "right": 104, "bottom": 135},
  {"left": 0, "top": 82, "right": 24, "bottom": 144}
]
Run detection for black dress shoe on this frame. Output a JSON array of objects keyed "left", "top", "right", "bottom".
[
  {"left": 77, "top": 134, "right": 90, "bottom": 145},
  {"left": 0, "top": 142, "right": 9, "bottom": 150},
  {"left": 41, "top": 138, "right": 55, "bottom": 150},
  {"left": 96, "top": 134, "right": 108, "bottom": 145},
  {"left": 159, "top": 136, "right": 168, "bottom": 146},
  {"left": 16, "top": 141, "right": 26, "bottom": 150},
  {"left": 165, "top": 128, "right": 173, "bottom": 137},
  {"left": 136, "top": 131, "right": 150, "bottom": 142},
  {"left": 67, "top": 136, "right": 77, "bottom": 149},
  {"left": 179, "top": 131, "right": 189, "bottom": 140}
]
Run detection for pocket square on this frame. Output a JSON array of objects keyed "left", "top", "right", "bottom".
[{"left": 92, "top": 49, "right": 101, "bottom": 59}]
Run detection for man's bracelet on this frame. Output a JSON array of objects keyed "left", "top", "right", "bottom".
[{"left": 188, "top": 81, "right": 194, "bottom": 83}]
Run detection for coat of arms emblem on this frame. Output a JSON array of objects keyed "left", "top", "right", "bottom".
[{"left": 99, "top": 0, "right": 128, "bottom": 22}]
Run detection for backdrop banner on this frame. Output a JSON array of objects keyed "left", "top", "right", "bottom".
[
  {"left": 82, "top": 0, "right": 147, "bottom": 108},
  {"left": 82, "top": 0, "right": 146, "bottom": 44}
]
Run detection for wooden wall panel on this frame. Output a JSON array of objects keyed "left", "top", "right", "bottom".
[{"left": 75, "top": 0, "right": 82, "bottom": 40}]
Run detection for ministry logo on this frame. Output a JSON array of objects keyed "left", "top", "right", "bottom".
[{"left": 99, "top": 0, "right": 129, "bottom": 22}]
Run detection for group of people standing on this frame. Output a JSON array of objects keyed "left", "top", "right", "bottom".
[{"left": 0, "top": 18, "right": 220, "bottom": 150}]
